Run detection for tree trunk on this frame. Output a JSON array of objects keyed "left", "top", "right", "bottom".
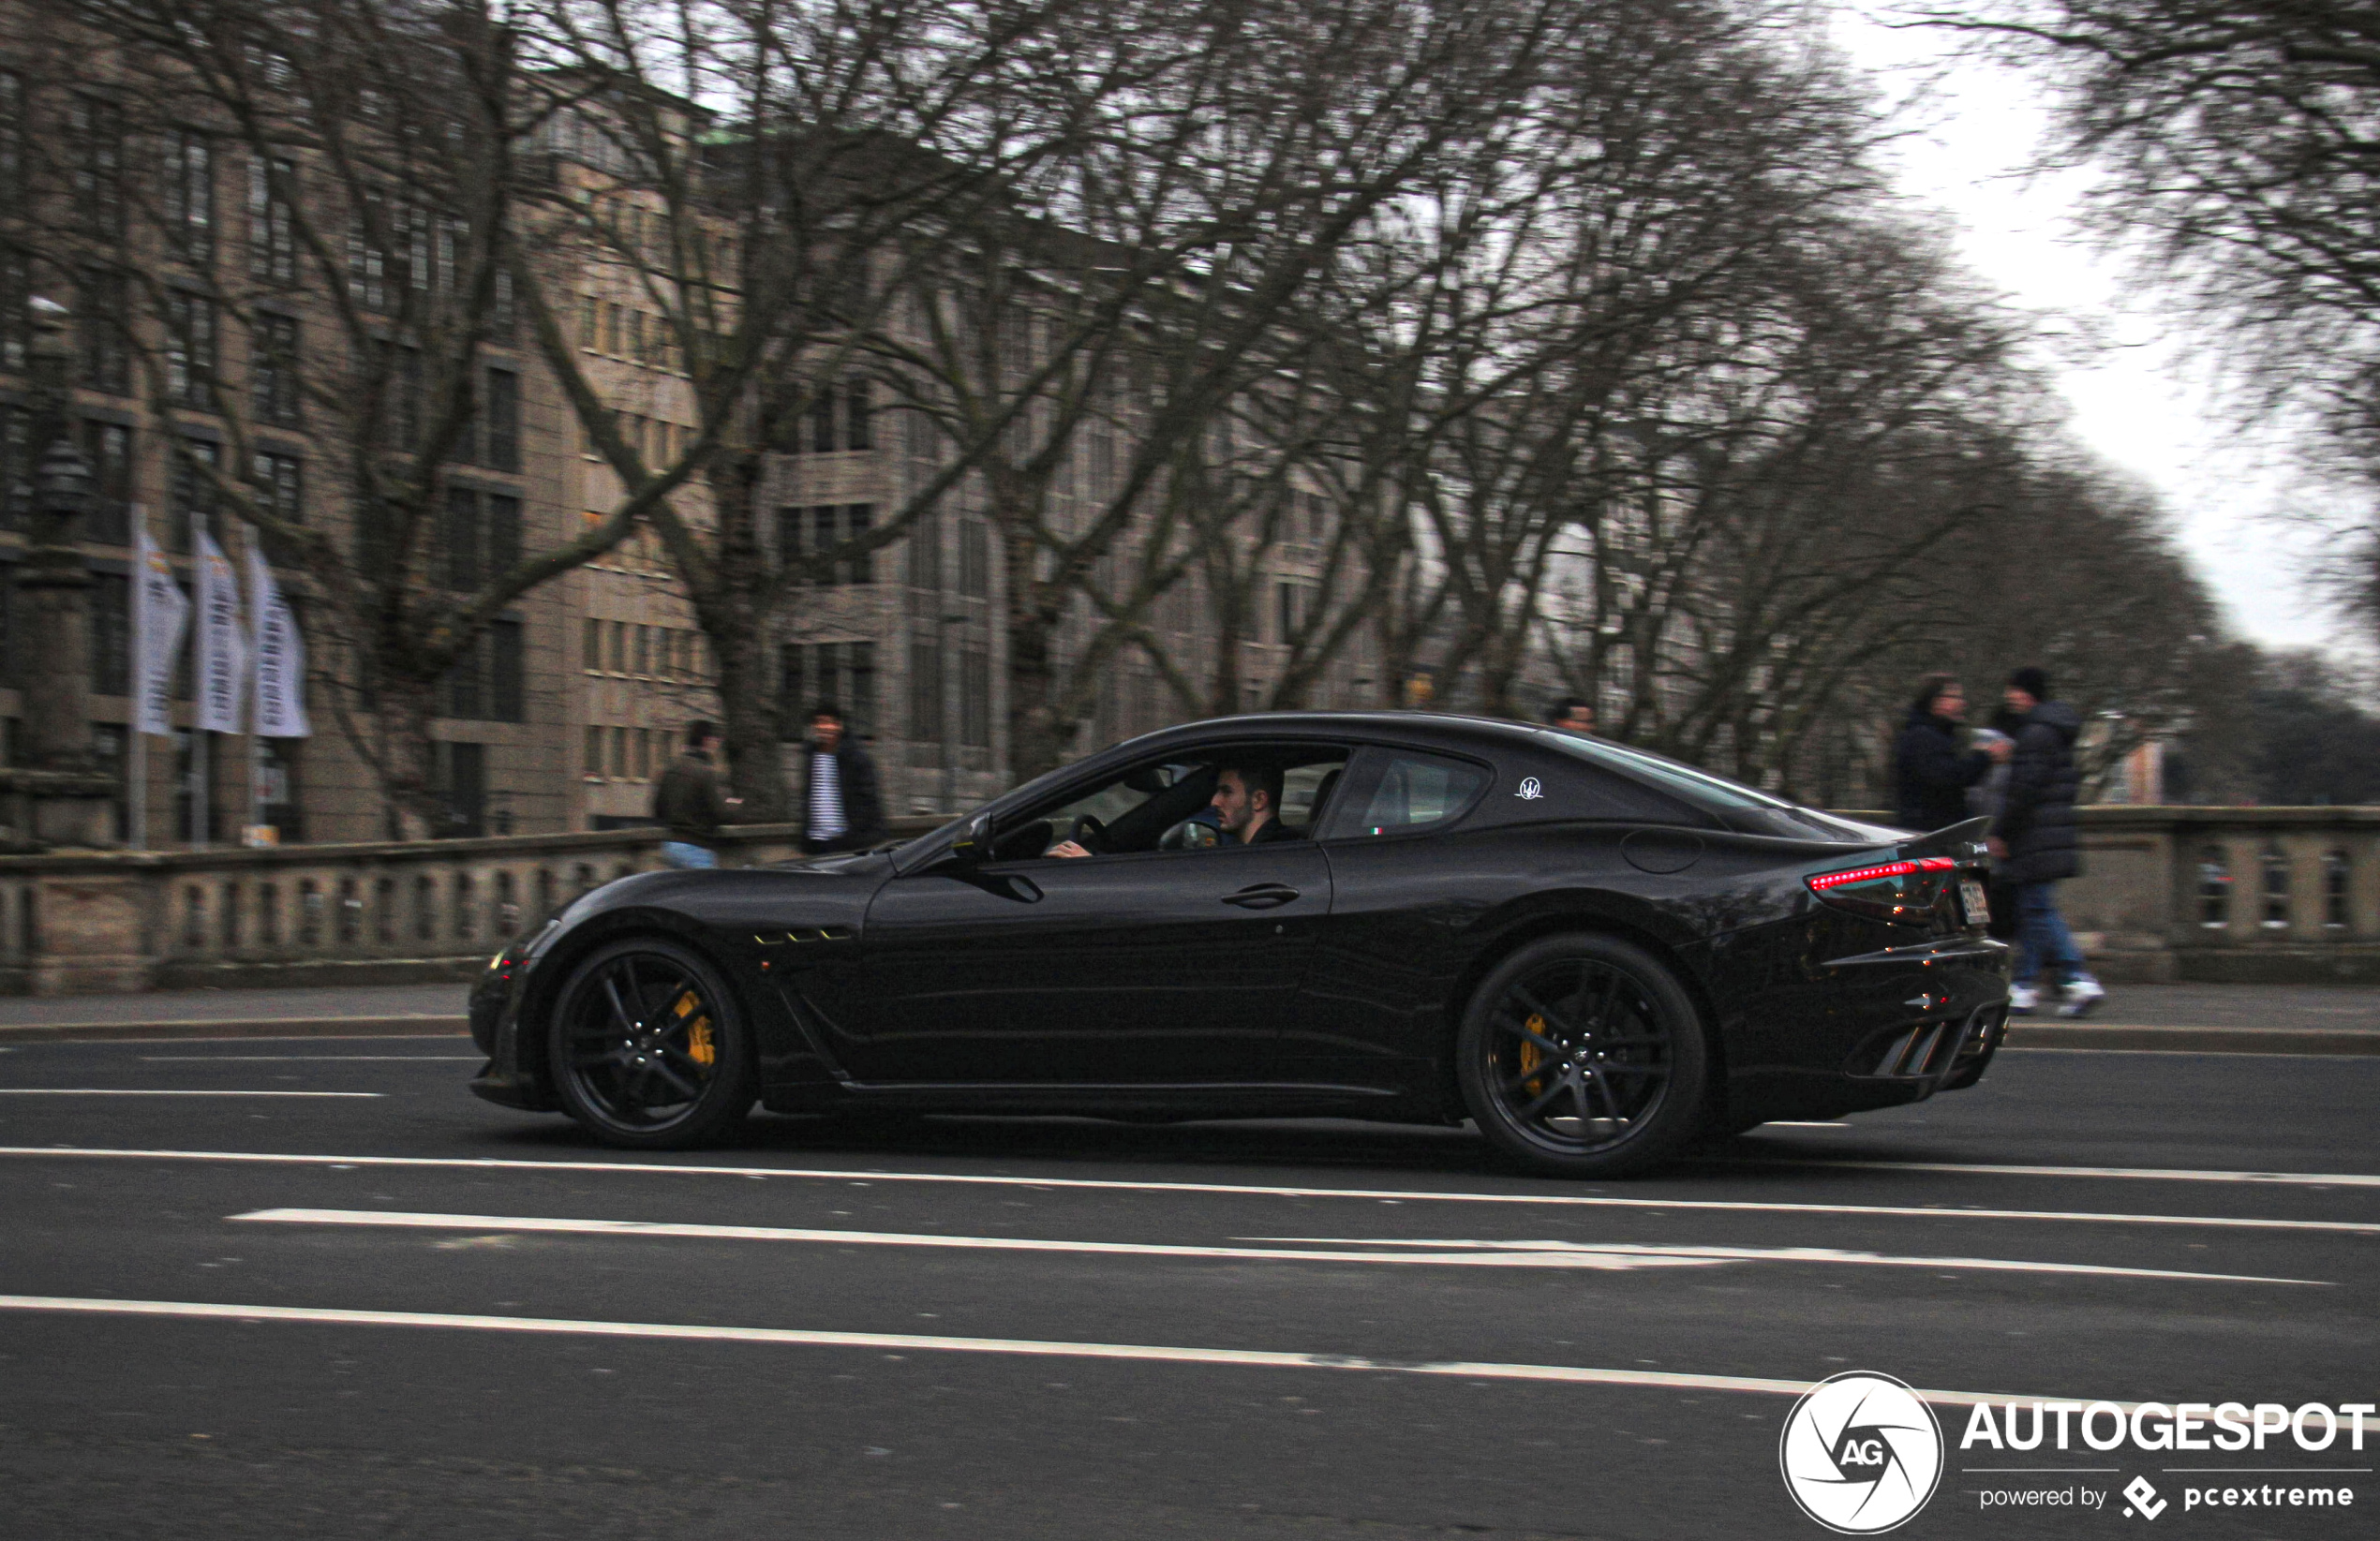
[
  {"left": 376, "top": 673, "right": 443, "bottom": 842},
  {"left": 694, "top": 462, "right": 789, "bottom": 821},
  {"left": 1003, "top": 525, "right": 1076, "bottom": 784}
]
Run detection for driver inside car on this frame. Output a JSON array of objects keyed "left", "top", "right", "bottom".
[{"left": 1049, "top": 763, "right": 1294, "bottom": 857}]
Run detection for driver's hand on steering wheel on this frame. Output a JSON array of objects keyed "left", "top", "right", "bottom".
[{"left": 1047, "top": 840, "right": 1093, "bottom": 859}]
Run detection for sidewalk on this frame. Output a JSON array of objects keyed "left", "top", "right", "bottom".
[
  {"left": 0, "top": 983, "right": 469, "bottom": 1042},
  {"left": 0, "top": 981, "right": 2371, "bottom": 1053}
]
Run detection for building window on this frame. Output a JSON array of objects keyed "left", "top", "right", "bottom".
[
  {"left": 170, "top": 437, "right": 221, "bottom": 552},
  {"left": 490, "top": 619, "right": 523, "bottom": 722},
  {"left": 162, "top": 128, "right": 215, "bottom": 262},
  {"left": 0, "top": 245, "right": 26, "bottom": 375},
  {"left": 435, "top": 741, "right": 486, "bottom": 837},
  {"left": 781, "top": 642, "right": 876, "bottom": 740},
  {"left": 251, "top": 312, "right": 302, "bottom": 425},
  {"left": 907, "top": 512, "right": 942, "bottom": 591},
  {"left": 583, "top": 724, "right": 603, "bottom": 780},
  {"left": 439, "top": 617, "right": 525, "bottom": 724},
  {"left": 959, "top": 645, "right": 990, "bottom": 748},
  {"left": 0, "top": 71, "right": 22, "bottom": 210},
  {"left": 845, "top": 378, "right": 871, "bottom": 451},
  {"left": 582, "top": 617, "right": 602, "bottom": 674},
  {"left": 165, "top": 291, "right": 217, "bottom": 410},
  {"left": 908, "top": 638, "right": 943, "bottom": 745},
  {"left": 69, "top": 96, "right": 124, "bottom": 240},
  {"left": 252, "top": 452, "right": 303, "bottom": 526},
  {"left": 959, "top": 518, "right": 989, "bottom": 599},
  {"left": 81, "top": 420, "right": 133, "bottom": 545},
  {"left": 810, "top": 385, "right": 836, "bottom": 453},
  {"left": 441, "top": 488, "right": 521, "bottom": 591},
  {"left": 778, "top": 504, "right": 876, "bottom": 585},
  {"left": 247, "top": 154, "right": 298, "bottom": 286},
  {"left": 483, "top": 368, "right": 520, "bottom": 471},
  {"left": 90, "top": 571, "right": 131, "bottom": 696},
  {"left": 79, "top": 271, "right": 130, "bottom": 395},
  {"left": 1, "top": 404, "right": 29, "bottom": 530}
]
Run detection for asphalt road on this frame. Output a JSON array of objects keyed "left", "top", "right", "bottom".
[{"left": 0, "top": 1035, "right": 2372, "bottom": 1540}]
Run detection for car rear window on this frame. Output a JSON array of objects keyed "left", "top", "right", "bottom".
[{"left": 1333, "top": 750, "right": 1490, "bottom": 837}]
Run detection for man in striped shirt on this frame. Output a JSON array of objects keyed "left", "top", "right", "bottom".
[{"left": 800, "top": 704, "right": 885, "bottom": 856}]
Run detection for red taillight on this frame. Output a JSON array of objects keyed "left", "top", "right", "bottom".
[
  {"left": 1806, "top": 856, "right": 1955, "bottom": 892},
  {"left": 1807, "top": 855, "right": 1960, "bottom": 926}
]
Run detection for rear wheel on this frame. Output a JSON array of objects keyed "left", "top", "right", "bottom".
[
  {"left": 1457, "top": 934, "right": 1709, "bottom": 1177},
  {"left": 549, "top": 938, "right": 756, "bottom": 1148}
]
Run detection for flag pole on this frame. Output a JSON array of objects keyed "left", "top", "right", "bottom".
[
  {"left": 128, "top": 504, "right": 148, "bottom": 851},
  {"left": 192, "top": 500, "right": 208, "bottom": 848},
  {"left": 248, "top": 527, "right": 265, "bottom": 841}
]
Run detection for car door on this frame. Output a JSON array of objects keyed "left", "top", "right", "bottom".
[{"left": 845, "top": 837, "right": 1331, "bottom": 1085}]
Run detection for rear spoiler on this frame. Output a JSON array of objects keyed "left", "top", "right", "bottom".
[{"left": 1898, "top": 816, "right": 1991, "bottom": 866}]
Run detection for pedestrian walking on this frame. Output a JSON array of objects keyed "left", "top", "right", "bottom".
[
  {"left": 653, "top": 721, "right": 741, "bottom": 869},
  {"left": 1546, "top": 696, "right": 1597, "bottom": 735},
  {"left": 1993, "top": 667, "right": 2105, "bottom": 1017},
  {"left": 1893, "top": 673, "right": 2007, "bottom": 832},
  {"left": 800, "top": 704, "right": 886, "bottom": 856}
]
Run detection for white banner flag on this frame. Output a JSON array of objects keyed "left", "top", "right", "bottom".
[
  {"left": 194, "top": 529, "right": 246, "bottom": 734},
  {"left": 247, "top": 542, "right": 311, "bottom": 739},
  {"left": 132, "top": 525, "right": 190, "bottom": 737}
]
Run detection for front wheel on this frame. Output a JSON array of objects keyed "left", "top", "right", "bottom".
[
  {"left": 1456, "top": 934, "right": 1710, "bottom": 1177},
  {"left": 549, "top": 938, "right": 757, "bottom": 1148}
]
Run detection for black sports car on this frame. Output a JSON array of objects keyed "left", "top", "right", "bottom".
[{"left": 470, "top": 712, "right": 2008, "bottom": 1176}]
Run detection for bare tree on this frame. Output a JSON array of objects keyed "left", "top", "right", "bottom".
[{"left": 17, "top": 0, "right": 654, "bottom": 835}]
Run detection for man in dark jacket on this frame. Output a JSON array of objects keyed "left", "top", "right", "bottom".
[
  {"left": 1994, "top": 667, "right": 2104, "bottom": 1017},
  {"left": 654, "top": 721, "right": 741, "bottom": 868},
  {"left": 1894, "top": 673, "right": 2005, "bottom": 831},
  {"left": 799, "top": 704, "right": 886, "bottom": 856}
]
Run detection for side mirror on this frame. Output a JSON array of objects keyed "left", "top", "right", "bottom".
[{"left": 945, "top": 809, "right": 995, "bottom": 865}]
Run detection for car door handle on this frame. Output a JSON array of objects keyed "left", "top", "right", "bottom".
[{"left": 1222, "top": 883, "right": 1301, "bottom": 910}]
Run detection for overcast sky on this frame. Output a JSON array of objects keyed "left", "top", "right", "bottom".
[{"left": 1824, "top": 4, "right": 2351, "bottom": 656}]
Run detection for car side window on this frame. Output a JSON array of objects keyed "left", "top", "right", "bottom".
[{"left": 1321, "top": 749, "right": 1490, "bottom": 839}]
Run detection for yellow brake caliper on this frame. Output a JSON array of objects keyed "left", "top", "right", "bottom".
[
  {"left": 674, "top": 990, "right": 715, "bottom": 1068},
  {"left": 1517, "top": 1013, "right": 1547, "bottom": 1092}
]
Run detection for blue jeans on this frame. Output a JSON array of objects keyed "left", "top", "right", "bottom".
[
  {"left": 660, "top": 840, "right": 718, "bottom": 869},
  {"left": 2014, "top": 881, "right": 2085, "bottom": 988}
]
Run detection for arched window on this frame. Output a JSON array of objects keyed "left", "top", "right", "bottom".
[
  {"left": 2261, "top": 843, "right": 2291, "bottom": 930},
  {"left": 2198, "top": 846, "right": 2231, "bottom": 929}
]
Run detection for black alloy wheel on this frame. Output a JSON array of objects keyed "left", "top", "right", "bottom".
[
  {"left": 1457, "top": 933, "right": 1709, "bottom": 1177},
  {"left": 549, "top": 938, "right": 756, "bottom": 1148}
]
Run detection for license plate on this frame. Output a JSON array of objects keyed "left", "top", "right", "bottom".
[{"left": 1960, "top": 879, "right": 1989, "bottom": 926}]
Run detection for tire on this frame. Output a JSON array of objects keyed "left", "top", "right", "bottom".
[
  {"left": 548, "top": 938, "right": 757, "bottom": 1148},
  {"left": 1456, "top": 933, "right": 1710, "bottom": 1178}
]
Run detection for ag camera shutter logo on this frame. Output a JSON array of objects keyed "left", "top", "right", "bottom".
[{"left": 1779, "top": 1371, "right": 1944, "bottom": 1533}]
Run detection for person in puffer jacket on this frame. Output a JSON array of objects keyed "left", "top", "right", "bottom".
[{"left": 1993, "top": 667, "right": 2105, "bottom": 1017}]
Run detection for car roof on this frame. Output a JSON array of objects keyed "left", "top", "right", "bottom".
[{"left": 1113, "top": 710, "right": 1543, "bottom": 758}]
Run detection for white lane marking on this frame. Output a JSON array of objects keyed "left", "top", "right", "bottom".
[
  {"left": 0, "top": 1294, "right": 2124, "bottom": 1411},
  {"left": 1716, "top": 1159, "right": 2380, "bottom": 1189},
  {"left": 1763, "top": 1121, "right": 1848, "bottom": 1128},
  {"left": 0, "top": 1090, "right": 383, "bottom": 1099},
  {"left": 139, "top": 1057, "right": 483, "bottom": 1062},
  {"left": 8, "top": 1148, "right": 2377, "bottom": 1236},
  {"left": 232, "top": 1208, "right": 1724, "bottom": 1271},
  {"left": 1229, "top": 1237, "right": 2326, "bottom": 1286}
]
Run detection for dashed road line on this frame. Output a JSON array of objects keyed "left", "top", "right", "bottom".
[
  {"left": 0, "top": 1090, "right": 383, "bottom": 1099},
  {"left": 231, "top": 1208, "right": 2329, "bottom": 1284},
  {"left": 5, "top": 1148, "right": 2373, "bottom": 1234},
  {"left": 0, "top": 1293, "right": 2129, "bottom": 1411}
]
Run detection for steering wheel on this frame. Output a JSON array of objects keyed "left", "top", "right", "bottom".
[{"left": 1064, "top": 813, "right": 1108, "bottom": 852}]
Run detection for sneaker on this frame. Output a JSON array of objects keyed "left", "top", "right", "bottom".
[
  {"left": 2057, "top": 976, "right": 2105, "bottom": 1019},
  {"left": 2008, "top": 984, "right": 2039, "bottom": 1015}
]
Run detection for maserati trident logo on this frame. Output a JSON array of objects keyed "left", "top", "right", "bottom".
[
  {"left": 1779, "top": 1371, "right": 1944, "bottom": 1534},
  {"left": 1515, "top": 777, "right": 1544, "bottom": 800}
]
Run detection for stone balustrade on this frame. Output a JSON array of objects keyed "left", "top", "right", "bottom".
[
  {"left": 0, "top": 808, "right": 2372, "bottom": 994},
  {"left": 0, "top": 818, "right": 943, "bottom": 995}
]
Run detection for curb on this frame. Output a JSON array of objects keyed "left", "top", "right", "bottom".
[
  {"left": 0, "top": 1015, "right": 472, "bottom": 1044},
  {"left": 2001, "top": 1022, "right": 2380, "bottom": 1056}
]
